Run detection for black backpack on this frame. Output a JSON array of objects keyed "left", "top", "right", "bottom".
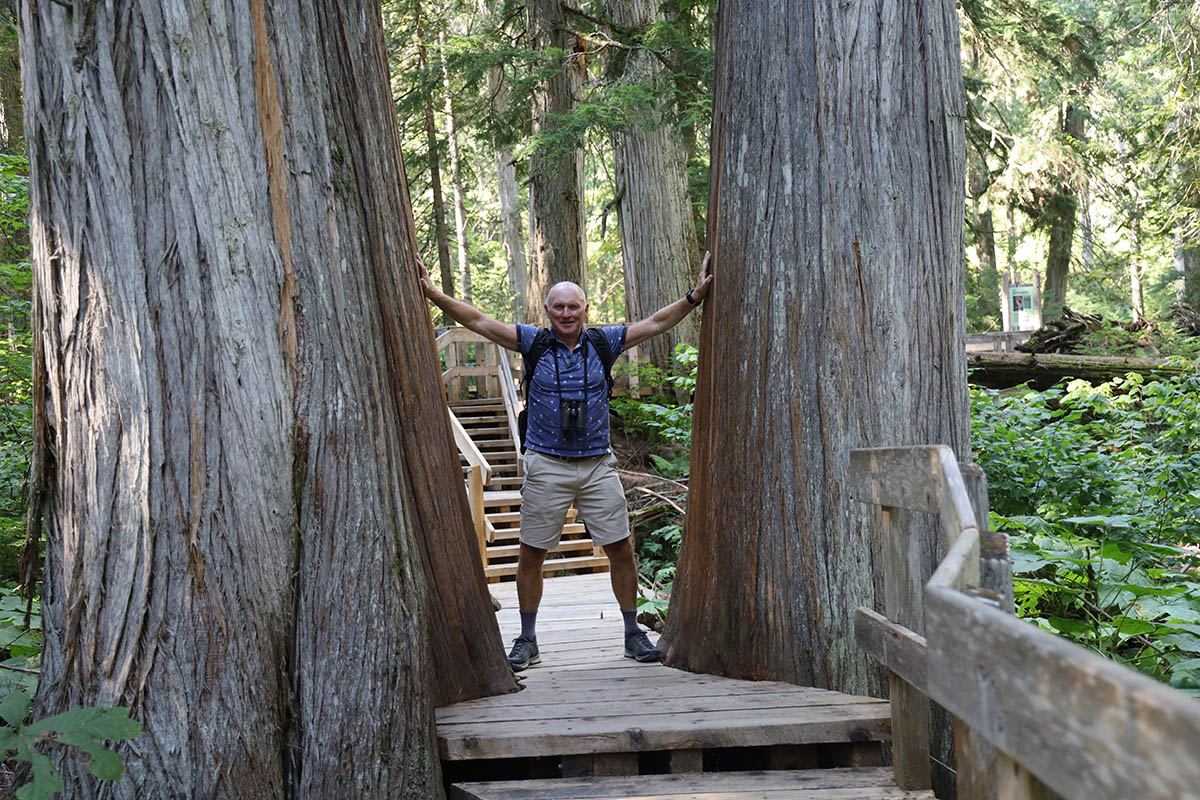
[{"left": 517, "top": 328, "right": 617, "bottom": 453}]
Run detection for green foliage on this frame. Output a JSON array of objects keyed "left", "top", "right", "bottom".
[
  {"left": 0, "top": 689, "right": 142, "bottom": 799},
  {"left": 612, "top": 344, "right": 698, "bottom": 444},
  {"left": 972, "top": 371, "right": 1200, "bottom": 691},
  {"left": 1073, "top": 321, "right": 1200, "bottom": 359}
]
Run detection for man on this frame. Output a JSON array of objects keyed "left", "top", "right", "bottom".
[{"left": 418, "top": 255, "right": 713, "bottom": 670}]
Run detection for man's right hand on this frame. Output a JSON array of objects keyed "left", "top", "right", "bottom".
[{"left": 416, "top": 256, "right": 437, "bottom": 299}]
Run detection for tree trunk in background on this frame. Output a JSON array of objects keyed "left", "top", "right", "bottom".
[
  {"left": 1041, "top": 102, "right": 1084, "bottom": 321},
  {"left": 606, "top": 0, "right": 701, "bottom": 371},
  {"left": 495, "top": 126, "right": 528, "bottom": 322},
  {"left": 1177, "top": 226, "right": 1200, "bottom": 308},
  {"left": 969, "top": 164, "right": 999, "bottom": 327},
  {"left": 416, "top": 2, "right": 454, "bottom": 297},
  {"left": 664, "top": 0, "right": 969, "bottom": 698},
  {"left": 475, "top": 0, "right": 528, "bottom": 322},
  {"left": 1130, "top": 212, "right": 1145, "bottom": 322},
  {"left": 22, "top": 1, "right": 514, "bottom": 795},
  {"left": 663, "top": 0, "right": 707, "bottom": 246},
  {"left": 440, "top": 31, "right": 472, "bottom": 304},
  {"left": 0, "top": 37, "right": 20, "bottom": 150},
  {"left": 526, "top": 0, "right": 587, "bottom": 320}
]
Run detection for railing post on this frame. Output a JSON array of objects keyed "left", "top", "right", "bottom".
[
  {"left": 880, "top": 505, "right": 933, "bottom": 791},
  {"left": 467, "top": 464, "right": 487, "bottom": 567}
]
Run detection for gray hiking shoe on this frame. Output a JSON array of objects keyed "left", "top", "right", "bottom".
[
  {"left": 507, "top": 636, "right": 540, "bottom": 671},
  {"left": 624, "top": 629, "right": 661, "bottom": 663}
]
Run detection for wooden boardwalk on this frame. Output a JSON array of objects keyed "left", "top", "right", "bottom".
[{"left": 438, "top": 574, "right": 926, "bottom": 799}]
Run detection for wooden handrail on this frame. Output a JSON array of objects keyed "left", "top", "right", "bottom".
[
  {"left": 448, "top": 410, "right": 491, "bottom": 484},
  {"left": 850, "top": 445, "right": 1200, "bottom": 800},
  {"left": 495, "top": 348, "right": 523, "bottom": 477}
]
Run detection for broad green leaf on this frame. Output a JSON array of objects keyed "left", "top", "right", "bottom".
[
  {"left": 16, "top": 752, "right": 63, "bottom": 800},
  {"left": 57, "top": 731, "right": 125, "bottom": 780},
  {"left": 0, "top": 689, "right": 31, "bottom": 729},
  {"left": 1162, "top": 633, "right": 1200, "bottom": 653},
  {"left": 1113, "top": 620, "right": 1158, "bottom": 637}
]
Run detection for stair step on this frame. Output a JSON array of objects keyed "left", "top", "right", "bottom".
[
  {"left": 486, "top": 539, "right": 596, "bottom": 559},
  {"left": 484, "top": 555, "right": 610, "bottom": 579},
  {"left": 449, "top": 397, "right": 507, "bottom": 408},
  {"left": 478, "top": 439, "right": 515, "bottom": 449},
  {"left": 450, "top": 768, "right": 929, "bottom": 800},
  {"left": 482, "top": 490, "right": 523, "bottom": 509},
  {"left": 490, "top": 523, "right": 585, "bottom": 544},
  {"left": 461, "top": 425, "right": 510, "bottom": 436},
  {"left": 487, "top": 509, "right": 577, "bottom": 525}
]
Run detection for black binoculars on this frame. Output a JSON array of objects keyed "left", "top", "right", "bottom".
[{"left": 559, "top": 398, "right": 587, "bottom": 437}]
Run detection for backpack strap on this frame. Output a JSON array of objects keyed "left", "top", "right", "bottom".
[
  {"left": 520, "top": 328, "right": 556, "bottom": 401},
  {"left": 583, "top": 327, "right": 617, "bottom": 398}
]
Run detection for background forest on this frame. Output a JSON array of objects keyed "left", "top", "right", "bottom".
[{"left": 0, "top": 2, "right": 1197, "bottom": 782}]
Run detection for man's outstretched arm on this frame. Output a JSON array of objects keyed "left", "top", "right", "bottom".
[
  {"left": 418, "top": 258, "right": 519, "bottom": 351},
  {"left": 625, "top": 251, "right": 714, "bottom": 349}
]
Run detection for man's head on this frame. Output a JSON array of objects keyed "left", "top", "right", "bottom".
[{"left": 544, "top": 281, "right": 588, "bottom": 342}]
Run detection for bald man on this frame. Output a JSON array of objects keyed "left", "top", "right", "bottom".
[{"left": 419, "top": 255, "right": 712, "bottom": 670}]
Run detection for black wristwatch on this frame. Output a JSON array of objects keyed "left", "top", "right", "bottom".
[{"left": 685, "top": 289, "right": 701, "bottom": 307}]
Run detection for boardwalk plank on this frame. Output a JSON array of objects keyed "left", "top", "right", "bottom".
[
  {"left": 451, "top": 768, "right": 933, "bottom": 799},
  {"left": 438, "top": 690, "right": 885, "bottom": 724},
  {"left": 439, "top": 702, "right": 890, "bottom": 759}
]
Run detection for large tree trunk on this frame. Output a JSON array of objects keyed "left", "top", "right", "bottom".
[
  {"left": 21, "top": 1, "right": 513, "bottom": 796},
  {"left": 606, "top": 0, "right": 701, "bottom": 372},
  {"left": 1041, "top": 102, "right": 1084, "bottom": 321},
  {"left": 664, "top": 0, "right": 969, "bottom": 698},
  {"left": 525, "top": 0, "right": 587, "bottom": 320}
]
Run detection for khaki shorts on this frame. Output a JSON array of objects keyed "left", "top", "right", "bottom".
[{"left": 520, "top": 451, "right": 630, "bottom": 550}]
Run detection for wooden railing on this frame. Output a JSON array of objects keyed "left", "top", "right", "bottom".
[
  {"left": 448, "top": 410, "right": 493, "bottom": 561},
  {"left": 850, "top": 445, "right": 1200, "bottom": 800},
  {"left": 495, "top": 347, "right": 523, "bottom": 478}
]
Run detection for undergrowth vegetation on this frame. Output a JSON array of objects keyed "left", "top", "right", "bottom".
[
  {"left": 972, "top": 371, "right": 1200, "bottom": 697},
  {"left": 620, "top": 351, "right": 1200, "bottom": 697}
]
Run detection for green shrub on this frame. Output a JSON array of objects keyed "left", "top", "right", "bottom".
[{"left": 971, "top": 371, "right": 1200, "bottom": 693}]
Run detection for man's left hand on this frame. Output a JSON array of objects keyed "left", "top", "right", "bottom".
[{"left": 692, "top": 251, "right": 714, "bottom": 303}]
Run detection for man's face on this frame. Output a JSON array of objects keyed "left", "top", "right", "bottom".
[{"left": 545, "top": 284, "right": 588, "bottom": 341}]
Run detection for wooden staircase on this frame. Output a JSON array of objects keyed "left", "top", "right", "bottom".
[{"left": 440, "top": 330, "right": 609, "bottom": 581}]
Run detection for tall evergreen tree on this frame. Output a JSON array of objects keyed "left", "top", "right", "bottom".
[
  {"left": 664, "top": 0, "right": 969, "bottom": 697},
  {"left": 21, "top": 0, "right": 513, "bottom": 794}
]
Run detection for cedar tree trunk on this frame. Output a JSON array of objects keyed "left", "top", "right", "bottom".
[
  {"left": 663, "top": 0, "right": 969, "bottom": 697},
  {"left": 1041, "top": 102, "right": 1084, "bottom": 321},
  {"left": 525, "top": 0, "right": 587, "bottom": 319},
  {"left": 21, "top": 1, "right": 513, "bottom": 796},
  {"left": 606, "top": 0, "right": 701, "bottom": 371}
]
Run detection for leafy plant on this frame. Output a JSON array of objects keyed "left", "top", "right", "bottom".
[
  {"left": 612, "top": 344, "right": 699, "bottom": 445},
  {"left": 0, "top": 689, "right": 142, "bottom": 800},
  {"left": 972, "top": 370, "right": 1200, "bottom": 692}
]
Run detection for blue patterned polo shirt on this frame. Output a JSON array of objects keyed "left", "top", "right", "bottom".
[{"left": 516, "top": 324, "right": 626, "bottom": 457}]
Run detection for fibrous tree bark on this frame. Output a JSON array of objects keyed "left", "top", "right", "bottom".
[
  {"left": 664, "top": 0, "right": 969, "bottom": 698},
  {"left": 526, "top": 0, "right": 587, "bottom": 320},
  {"left": 21, "top": 1, "right": 514, "bottom": 796},
  {"left": 605, "top": 0, "right": 701, "bottom": 372}
]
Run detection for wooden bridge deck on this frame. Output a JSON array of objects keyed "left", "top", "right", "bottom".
[{"left": 438, "top": 574, "right": 925, "bottom": 798}]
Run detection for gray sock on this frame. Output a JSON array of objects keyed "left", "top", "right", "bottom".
[
  {"left": 622, "top": 609, "right": 640, "bottom": 634},
  {"left": 519, "top": 610, "right": 537, "bottom": 641}
]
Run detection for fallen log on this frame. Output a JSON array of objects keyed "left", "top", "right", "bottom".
[{"left": 967, "top": 352, "right": 1196, "bottom": 389}]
